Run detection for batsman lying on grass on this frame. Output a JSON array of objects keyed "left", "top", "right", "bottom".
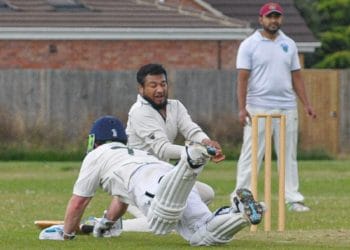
[{"left": 39, "top": 115, "right": 264, "bottom": 246}]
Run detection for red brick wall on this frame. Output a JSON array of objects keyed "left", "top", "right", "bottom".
[{"left": 0, "top": 40, "right": 239, "bottom": 71}]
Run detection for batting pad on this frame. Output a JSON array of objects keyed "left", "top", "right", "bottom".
[
  {"left": 190, "top": 207, "right": 249, "bottom": 246},
  {"left": 147, "top": 156, "right": 202, "bottom": 234}
]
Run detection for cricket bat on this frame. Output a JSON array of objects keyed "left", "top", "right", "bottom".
[{"left": 34, "top": 220, "right": 94, "bottom": 234}]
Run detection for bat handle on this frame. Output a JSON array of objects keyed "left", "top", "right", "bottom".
[{"left": 206, "top": 146, "right": 217, "bottom": 156}]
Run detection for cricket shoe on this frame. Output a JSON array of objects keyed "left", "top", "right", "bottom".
[
  {"left": 287, "top": 202, "right": 310, "bottom": 212},
  {"left": 236, "top": 188, "right": 264, "bottom": 225},
  {"left": 185, "top": 141, "right": 215, "bottom": 168}
]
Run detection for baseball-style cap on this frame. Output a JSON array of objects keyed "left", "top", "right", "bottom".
[{"left": 259, "top": 2, "right": 284, "bottom": 16}]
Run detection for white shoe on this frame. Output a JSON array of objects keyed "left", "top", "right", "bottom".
[{"left": 287, "top": 202, "right": 310, "bottom": 212}]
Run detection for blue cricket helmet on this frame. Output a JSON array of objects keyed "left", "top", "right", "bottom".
[{"left": 87, "top": 115, "right": 127, "bottom": 152}]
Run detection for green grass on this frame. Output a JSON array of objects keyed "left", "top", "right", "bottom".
[{"left": 0, "top": 160, "right": 349, "bottom": 249}]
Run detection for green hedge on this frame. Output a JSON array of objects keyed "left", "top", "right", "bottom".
[{"left": 0, "top": 145, "right": 332, "bottom": 161}]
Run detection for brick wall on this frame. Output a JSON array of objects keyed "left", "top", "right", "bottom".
[{"left": 0, "top": 40, "right": 240, "bottom": 71}]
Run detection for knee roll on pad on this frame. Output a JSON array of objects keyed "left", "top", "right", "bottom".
[
  {"left": 123, "top": 217, "right": 151, "bottom": 232},
  {"left": 127, "top": 205, "right": 145, "bottom": 218},
  {"left": 147, "top": 199, "right": 185, "bottom": 234},
  {"left": 189, "top": 209, "right": 249, "bottom": 246},
  {"left": 195, "top": 181, "right": 215, "bottom": 205},
  {"left": 147, "top": 157, "right": 200, "bottom": 235}
]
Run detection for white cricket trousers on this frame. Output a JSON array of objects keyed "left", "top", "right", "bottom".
[
  {"left": 128, "top": 163, "right": 212, "bottom": 240},
  {"left": 233, "top": 107, "right": 305, "bottom": 203}
]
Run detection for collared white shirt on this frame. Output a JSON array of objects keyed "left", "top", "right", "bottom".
[
  {"left": 73, "top": 142, "right": 171, "bottom": 204},
  {"left": 126, "top": 95, "right": 208, "bottom": 162},
  {"left": 236, "top": 30, "right": 300, "bottom": 109}
]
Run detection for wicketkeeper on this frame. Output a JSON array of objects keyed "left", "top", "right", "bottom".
[{"left": 39, "top": 115, "right": 264, "bottom": 246}]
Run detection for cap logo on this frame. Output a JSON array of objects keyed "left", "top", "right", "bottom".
[
  {"left": 269, "top": 4, "right": 277, "bottom": 10},
  {"left": 259, "top": 2, "right": 283, "bottom": 16}
]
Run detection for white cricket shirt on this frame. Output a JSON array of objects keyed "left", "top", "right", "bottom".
[
  {"left": 236, "top": 30, "right": 300, "bottom": 109},
  {"left": 72, "top": 142, "right": 171, "bottom": 204},
  {"left": 126, "top": 95, "right": 209, "bottom": 162}
]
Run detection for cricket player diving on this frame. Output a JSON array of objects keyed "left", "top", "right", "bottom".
[{"left": 39, "top": 115, "right": 264, "bottom": 246}]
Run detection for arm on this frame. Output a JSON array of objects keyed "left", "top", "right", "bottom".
[
  {"left": 129, "top": 108, "right": 184, "bottom": 160},
  {"left": 237, "top": 69, "right": 251, "bottom": 126},
  {"left": 105, "top": 197, "right": 129, "bottom": 221},
  {"left": 201, "top": 138, "right": 225, "bottom": 163},
  {"left": 176, "top": 101, "right": 225, "bottom": 162},
  {"left": 177, "top": 100, "right": 209, "bottom": 143},
  {"left": 63, "top": 195, "right": 91, "bottom": 238},
  {"left": 292, "top": 70, "right": 317, "bottom": 118}
]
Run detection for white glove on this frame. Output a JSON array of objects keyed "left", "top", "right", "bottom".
[
  {"left": 93, "top": 218, "right": 116, "bottom": 237},
  {"left": 106, "top": 217, "right": 123, "bottom": 237}
]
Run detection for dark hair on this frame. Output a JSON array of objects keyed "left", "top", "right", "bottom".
[{"left": 136, "top": 63, "right": 167, "bottom": 85}]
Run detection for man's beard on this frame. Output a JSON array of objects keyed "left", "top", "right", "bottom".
[
  {"left": 264, "top": 25, "right": 280, "bottom": 35},
  {"left": 143, "top": 95, "right": 168, "bottom": 110}
]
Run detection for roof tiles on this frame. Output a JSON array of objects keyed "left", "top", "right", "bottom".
[
  {"left": 0, "top": 0, "right": 247, "bottom": 28},
  {"left": 203, "top": 0, "right": 318, "bottom": 42}
]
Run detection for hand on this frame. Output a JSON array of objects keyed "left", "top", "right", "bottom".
[
  {"left": 305, "top": 105, "right": 316, "bottom": 119},
  {"left": 211, "top": 149, "right": 225, "bottom": 163},
  {"left": 201, "top": 139, "right": 225, "bottom": 163},
  {"left": 93, "top": 218, "right": 115, "bottom": 237},
  {"left": 239, "top": 109, "right": 251, "bottom": 126}
]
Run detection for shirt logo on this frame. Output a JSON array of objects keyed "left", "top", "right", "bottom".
[
  {"left": 148, "top": 133, "right": 155, "bottom": 140},
  {"left": 280, "top": 43, "right": 289, "bottom": 53}
]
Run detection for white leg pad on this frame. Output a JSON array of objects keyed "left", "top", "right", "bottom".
[
  {"left": 147, "top": 156, "right": 202, "bottom": 235},
  {"left": 127, "top": 205, "right": 145, "bottom": 218},
  {"left": 190, "top": 208, "right": 249, "bottom": 246},
  {"left": 195, "top": 181, "right": 215, "bottom": 205},
  {"left": 123, "top": 217, "right": 151, "bottom": 232}
]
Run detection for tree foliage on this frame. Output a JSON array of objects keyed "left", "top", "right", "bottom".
[
  {"left": 316, "top": 0, "right": 350, "bottom": 30},
  {"left": 295, "top": 0, "right": 350, "bottom": 68}
]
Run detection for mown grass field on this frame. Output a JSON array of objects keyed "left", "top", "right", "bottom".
[{"left": 0, "top": 160, "right": 349, "bottom": 249}]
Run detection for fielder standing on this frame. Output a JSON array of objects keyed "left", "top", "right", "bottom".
[{"left": 231, "top": 2, "right": 317, "bottom": 212}]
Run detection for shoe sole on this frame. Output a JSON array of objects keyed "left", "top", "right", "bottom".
[{"left": 236, "top": 188, "right": 263, "bottom": 225}]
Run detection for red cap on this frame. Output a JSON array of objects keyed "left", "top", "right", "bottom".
[{"left": 259, "top": 2, "right": 284, "bottom": 16}]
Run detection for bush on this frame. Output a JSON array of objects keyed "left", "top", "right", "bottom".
[
  {"left": 0, "top": 146, "right": 85, "bottom": 161},
  {"left": 315, "top": 50, "right": 350, "bottom": 68}
]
